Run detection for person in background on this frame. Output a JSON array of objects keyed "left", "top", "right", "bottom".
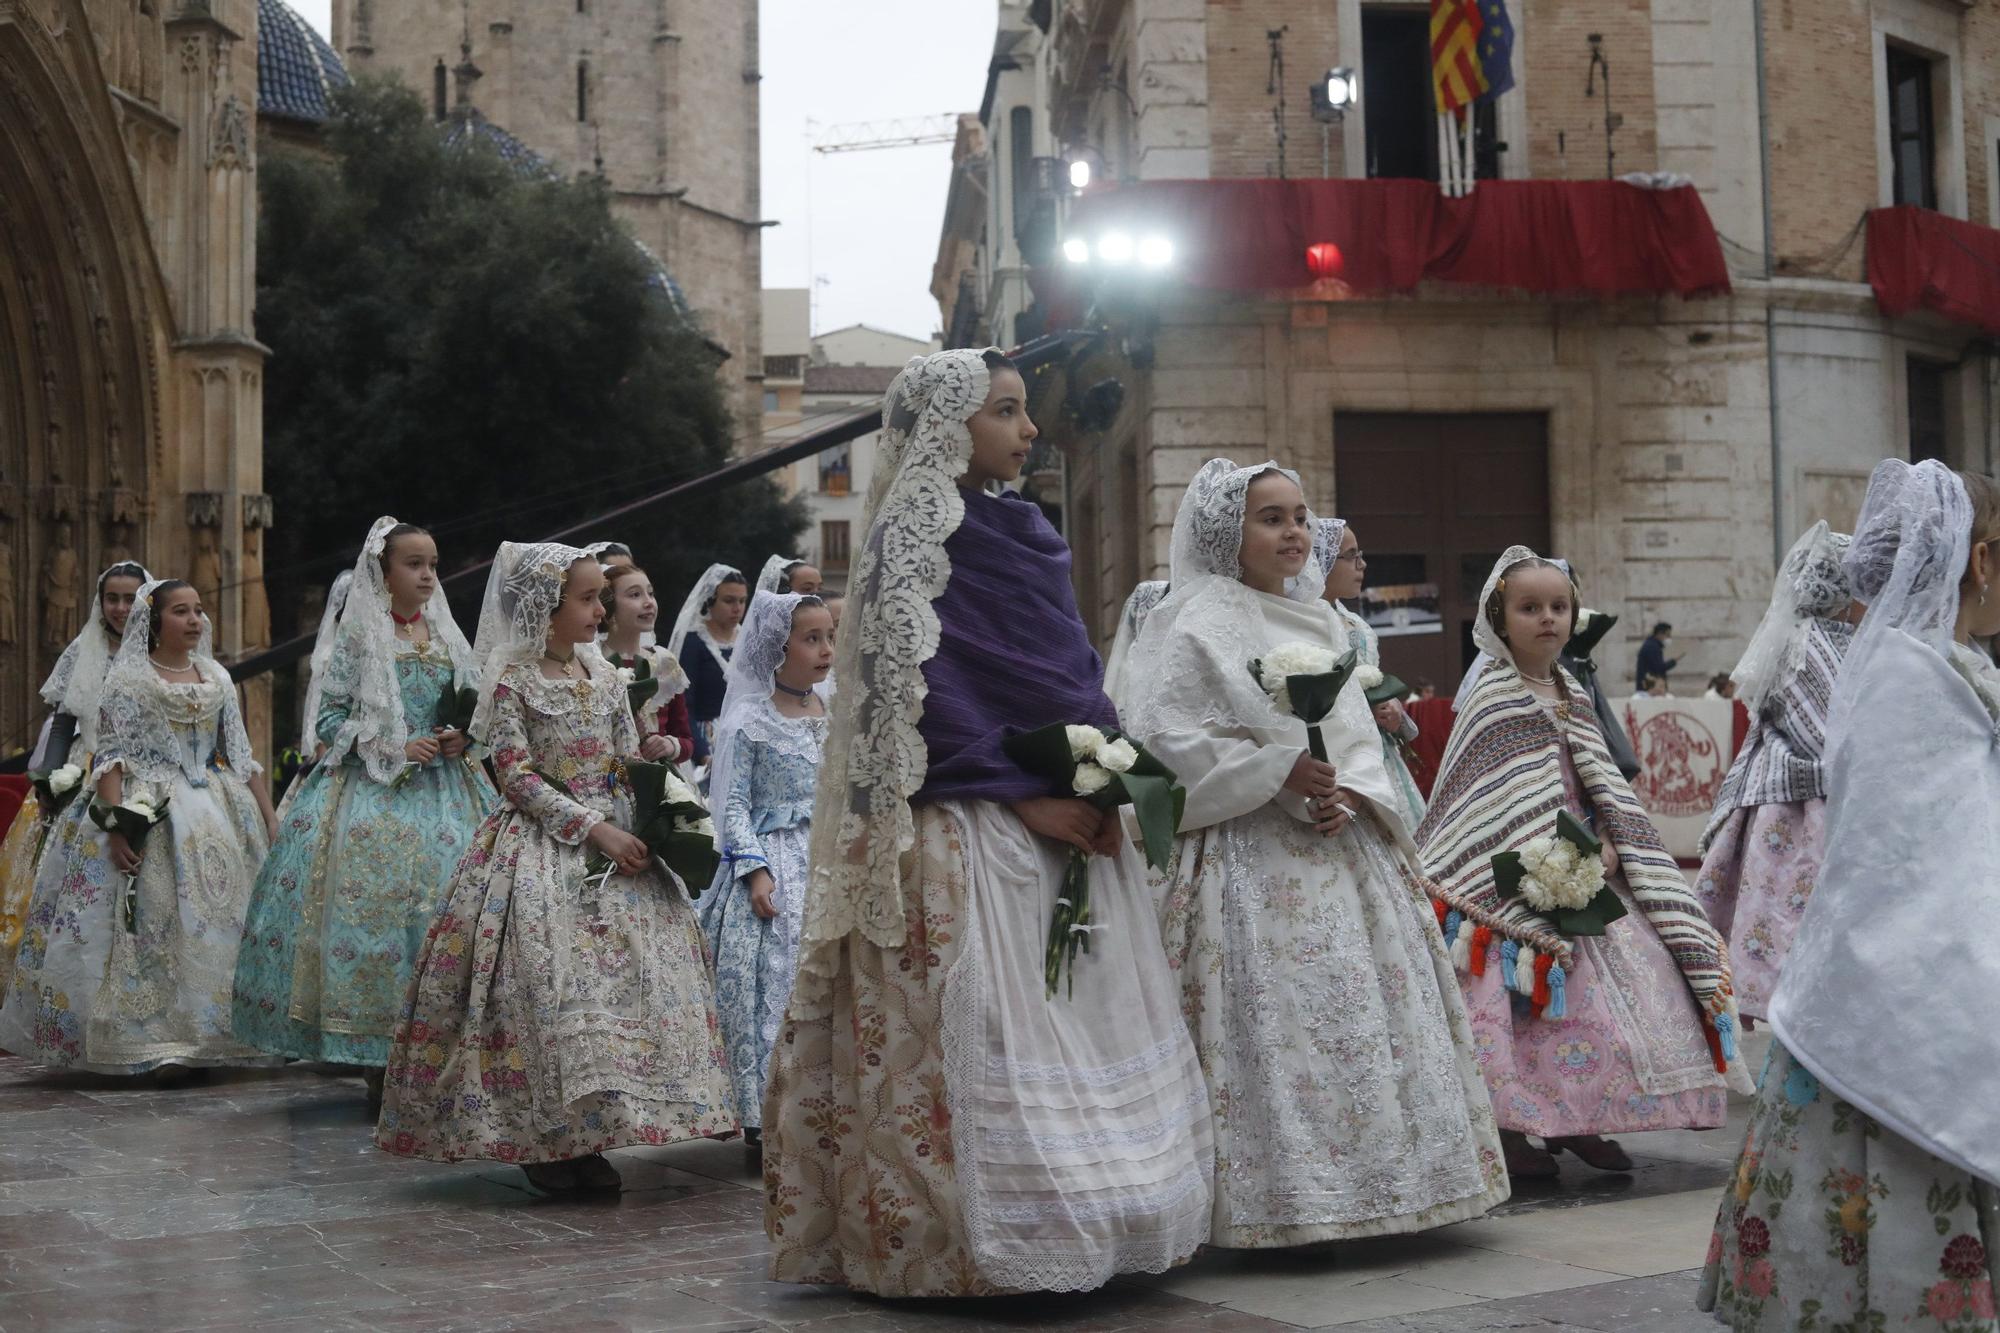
[
  {"left": 667, "top": 565, "right": 749, "bottom": 769},
  {"left": 1410, "top": 677, "right": 1436, "bottom": 702},
  {"left": 1703, "top": 673, "right": 1736, "bottom": 701},
  {"left": 1636, "top": 621, "right": 1677, "bottom": 691},
  {"left": 599, "top": 561, "right": 695, "bottom": 766}
]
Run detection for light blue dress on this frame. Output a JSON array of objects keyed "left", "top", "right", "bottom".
[
  {"left": 1337, "top": 603, "right": 1427, "bottom": 833},
  {"left": 696, "top": 708, "right": 826, "bottom": 1129},
  {"left": 231, "top": 639, "right": 495, "bottom": 1065}
]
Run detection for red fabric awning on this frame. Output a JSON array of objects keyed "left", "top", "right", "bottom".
[
  {"left": 1054, "top": 178, "right": 1732, "bottom": 302},
  {"left": 1866, "top": 205, "right": 2000, "bottom": 336}
]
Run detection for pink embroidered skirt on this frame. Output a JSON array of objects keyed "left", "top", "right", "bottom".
[{"left": 1693, "top": 799, "right": 1824, "bottom": 1022}]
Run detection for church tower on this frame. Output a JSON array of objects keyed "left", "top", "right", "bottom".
[{"left": 332, "top": 0, "right": 765, "bottom": 428}]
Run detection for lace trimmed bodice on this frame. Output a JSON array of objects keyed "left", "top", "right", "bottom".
[{"left": 485, "top": 658, "right": 640, "bottom": 845}]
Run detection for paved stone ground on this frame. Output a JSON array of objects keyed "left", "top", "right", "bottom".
[{"left": 0, "top": 1034, "right": 1765, "bottom": 1332}]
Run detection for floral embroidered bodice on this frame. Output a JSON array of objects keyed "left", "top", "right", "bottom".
[{"left": 485, "top": 658, "right": 639, "bottom": 845}]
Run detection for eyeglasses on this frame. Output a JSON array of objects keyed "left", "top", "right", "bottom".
[{"left": 1334, "top": 549, "right": 1366, "bottom": 564}]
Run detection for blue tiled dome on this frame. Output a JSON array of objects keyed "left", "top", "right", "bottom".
[
  {"left": 440, "top": 110, "right": 555, "bottom": 177},
  {"left": 257, "top": 0, "right": 350, "bottom": 125}
]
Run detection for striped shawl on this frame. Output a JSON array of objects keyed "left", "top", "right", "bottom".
[
  {"left": 1415, "top": 662, "right": 1736, "bottom": 1029},
  {"left": 1697, "top": 617, "right": 1852, "bottom": 854}
]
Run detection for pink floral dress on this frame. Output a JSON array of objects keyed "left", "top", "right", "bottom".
[
  {"left": 1454, "top": 701, "right": 1728, "bottom": 1138},
  {"left": 375, "top": 658, "right": 736, "bottom": 1164}
]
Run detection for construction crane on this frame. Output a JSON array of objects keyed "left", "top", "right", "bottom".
[{"left": 812, "top": 114, "right": 962, "bottom": 154}]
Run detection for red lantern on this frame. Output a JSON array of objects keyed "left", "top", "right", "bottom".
[{"left": 1305, "top": 241, "right": 1344, "bottom": 281}]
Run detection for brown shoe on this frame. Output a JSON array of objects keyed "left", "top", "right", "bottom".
[
  {"left": 1501, "top": 1129, "right": 1559, "bottom": 1180},
  {"left": 1547, "top": 1135, "right": 1635, "bottom": 1172}
]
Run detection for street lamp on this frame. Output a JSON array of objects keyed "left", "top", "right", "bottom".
[
  {"left": 1061, "top": 236, "right": 1091, "bottom": 264},
  {"left": 1309, "top": 66, "right": 1357, "bottom": 123},
  {"left": 1097, "top": 230, "right": 1135, "bottom": 264},
  {"left": 1068, "top": 158, "right": 1092, "bottom": 190}
]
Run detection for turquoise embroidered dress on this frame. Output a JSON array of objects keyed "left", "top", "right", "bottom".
[
  {"left": 232, "top": 638, "right": 496, "bottom": 1065},
  {"left": 695, "top": 707, "right": 825, "bottom": 1129}
]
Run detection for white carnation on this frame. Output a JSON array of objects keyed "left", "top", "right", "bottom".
[
  {"left": 1517, "top": 831, "right": 1601, "bottom": 910},
  {"left": 615, "top": 667, "right": 636, "bottom": 685},
  {"left": 123, "top": 800, "right": 157, "bottom": 822},
  {"left": 1065, "top": 725, "right": 1108, "bottom": 761},
  {"left": 1072, "top": 762, "right": 1112, "bottom": 796},
  {"left": 48, "top": 764, "right": 82, "bottom": 793},
  {"left": 1095, "top": 737, "right": 1139, "bottom": 773},
  {"left": 1519, "top": 835, "right": 1556, "bottom": 865},
  {"left": 1353, "top": 665, "right": 1384, "bottom": 692},
  {"left": 663, "top": 773, "right": 697, "bottom": 805}
]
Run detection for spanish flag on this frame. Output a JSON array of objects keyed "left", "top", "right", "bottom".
[{"left": 1431, "top": 0, "right": 1515, "bottom": 116}]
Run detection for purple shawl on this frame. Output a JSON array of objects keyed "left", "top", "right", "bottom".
[{"left": 914, "top": 488, "right": 1118, "bottom": 804}]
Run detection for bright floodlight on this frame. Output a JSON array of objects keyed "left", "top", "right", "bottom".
[
  {"left": 1098, "top": 231, "right": 1135, "bottom": 264},
  {"left": 1068, "top": 159, "right": 1092, "bottom": 190},
  {"left": 1326, "top": 67, "right": 1356, "bottom": 111},
  {"left": 1137, "top": 235, "right": 1174, "bottom": 268},
  {"left": 1062, "top": 237, "right": 1090, "bottom": 264}
]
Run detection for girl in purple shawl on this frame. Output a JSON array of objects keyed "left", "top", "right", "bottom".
[{"left": 761, "top": 349, "right": 1214, "bottom": 1297}]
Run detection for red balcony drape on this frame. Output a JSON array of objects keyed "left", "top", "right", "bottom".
[{"left": 1866, "top": 205, "right": 2000, "bottom": 337}]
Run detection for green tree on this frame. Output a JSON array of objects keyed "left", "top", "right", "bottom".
[{"left": 257, "top": 77, "right": 801, "bottom": 645}]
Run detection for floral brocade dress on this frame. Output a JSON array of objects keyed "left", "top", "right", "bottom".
[
  {"left": 696, "top": 711, "right": 825, "bottom": 1130},
  {"left": 231, "top": 640, "right": 497, "bottom": 1065},
  {"left": 375, "top": 658, "right": 736, "bottom": 1164},
  {"left": 0, "top": 674, "right": 270, "bottom": 1073},
  {"left": 0, "top": 790, "right": 48, "bottom": 1004},
  {"left": 1455, "top": 699, "right": 1727, "bottom": 1139}
]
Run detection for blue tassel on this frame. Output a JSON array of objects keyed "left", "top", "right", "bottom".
[
  {"left": 1500, "top": 939, "right": 1519, "bottom": 990},
  {"left": 1545, "top": 963, "right": 1566, "bottom": 1019},
  {"left": 1715, "top": 1010, "right": 1737, "bottom": 1063},
  {"left": 1443, "top": 910, "right": 1462, "bottom": 945}
]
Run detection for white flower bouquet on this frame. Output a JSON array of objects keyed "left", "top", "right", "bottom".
[
  {"left": 1249, "top": 642, "right": 1360, "bottom": 760},
  {"left": 88, "top": 791, "right": 172, "bottom": 933},
  {"left": 1490, "top": 809, "right": 1627, "bottom": 936}
]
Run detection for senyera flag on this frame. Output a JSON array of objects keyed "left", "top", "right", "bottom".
[{"left": 1431, "top": 0, "right": 1515, "bottom": 116}]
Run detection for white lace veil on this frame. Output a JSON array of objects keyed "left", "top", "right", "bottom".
[
  {"left": 756, "top": 554, "right": 805, "bottom": 595},
  {"left": 1126, "top": 458, "right": 1345, "bottom": 743},
  {"left": 665, "top": 562, "right": 745, "bottom": 665},
  {"left": 1768, "top": 459, "right": 1998, "bottom": 1182},
  {"left": 468, "top": 540, "right": 603, "bottom": 743},
  {"left": 39, "top": 560, "right": 152, "bottom": 753},
  {"left": 304, "top": 518, "right": 480, "bottom": 783},
  {"left": 1452, "top": 549, "right": 1575, "bottom": 710},
  {"left": 1102, "top": 579, "right": 1169, "bottom": 714},
  {"left": 708, "top": 590, "right": 822, "bottom": 819},
  {"left": 1311, "top": 517, "right": 1347, "bottom": 590},
  {"left": 798, "top": 347, "right": 996, "bottom": 986},
  {"left": 96, "top": 577, "right": 258, "bottom": 788},
  {"left": 1728, "top": 521, "right": 1853, "bottom": 717}
]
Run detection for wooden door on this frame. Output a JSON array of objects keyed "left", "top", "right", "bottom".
[{"left": 1332, "top": 412, "right": 1550, "bottom": 695}]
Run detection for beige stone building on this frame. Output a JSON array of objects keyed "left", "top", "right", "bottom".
[
  {"left": 939, "top": 0, "right": 2000, "bottom": 693},
  {"left": 0, "top": 0, "right": 339, "bottom": 760},
  {"left": 331, "top": 0, "right": 766, "bottom": 428}
]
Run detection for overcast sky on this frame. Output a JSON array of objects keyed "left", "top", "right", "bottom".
[{"left": 290, "top": 1, "right": 994, "bottom": 342}]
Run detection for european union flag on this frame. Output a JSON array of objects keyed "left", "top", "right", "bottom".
[{"left": 1477, "top": 0, "right": 1516, "bottom": 102}]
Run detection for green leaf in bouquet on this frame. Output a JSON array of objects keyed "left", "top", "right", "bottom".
[
  {"left": 1552, "top": 883, "right": 1629, "bottom": 936},
  {"left": 1565, "top": 608, "right": 1619, "bottom": 664},
  {"left": 657, "top": 828, "right": 720, "bottom": 897},
  {"left": 1554, "top": 808, "right": 1601, "bottom": 857},
  {"left": 1490, "top": 849, "right": 1526, "bottom": 899},
  {"left": 1001, "top": 723, "right": 1081, "bottom": 787},
  {"left": 626, "top": 675, "right": 661, "bottom": 715},
  {"left": 437, "top": 686, "right": 481, "bottom": 738},
  {"left": 1116, "top": 770, "right": 1184, "bottom": 873},
  {"left": 1364, "top": 673, "right": 1410, "bottom": 709},
  {"left": 622, "top": 759, "right": 671, "bottom": 813}
]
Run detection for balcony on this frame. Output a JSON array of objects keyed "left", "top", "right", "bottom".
[{"left": 1867, "top": 206, "right": 2000, "bottom": 337}]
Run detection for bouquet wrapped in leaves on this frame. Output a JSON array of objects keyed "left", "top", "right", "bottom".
[
  {"left": 391, "top": 685, "right": 482, "bottom": 788},
  {"left": 1249, "top": 643, "right": 1360, "bottom": 761},
  {"left": 1491, "top": 808, "right": 1627, "bottom": 936},
  {"left": 89, "top": 793, "right": 171, "bottom": 933},
  {"left": 612, "top": 660, "right": 662, "bottom": 718},
  {"left": 26, "top": 762, "right": 85, "bottom": 862},
  {"left": 1001, "top": 723, "right": 1186, "bottom": 1000},
  {"left": 555, "top": 760, "right": 720, "bottom": 904},
  {"left": 1359, "top": 667, "right": 1421, "bottom": 767}
]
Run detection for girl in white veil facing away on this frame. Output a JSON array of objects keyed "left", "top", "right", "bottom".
[
  {"left": 1416, "top": 551, "right": 1744, "bottom": 1183},
  {"left": 695, "top": 591, "right": 831, "bottom": 1153},
  {"left": 763, "top": 349, "right": 1213, "bottom": 1296},
  {"left": 0, "top": 560, "right": 148, "bottom": 1002},
  {"left": 376, "top": 542, "right": 734, "bottom": 1191},
  {"left": 1101, "top": 579, "right": 1167, "bottom": 715},
  {"left": 1126, "top": 459, "right": 1506, "bottom": 1248},
  {"left": 0, "top": 580, "right": 276, "bottom": 1078},
  {"left": 232, "top": 521, "right": 496, "bottom": 1101},
  {"left": 1691, "top": 522, "right": 1858, "bottom": 1021},
  {"left": 669, "top": 563, "right": 749, "bottom": 770},
  {"left": 1314, "top": 516, "right": 1427, "bottom": 830},
  {"left": 757, "top": 554, "right": 822, "bottom": 597},
  {"left": 1701, "top": 462, "right": 2000, "bottom": 1333}
]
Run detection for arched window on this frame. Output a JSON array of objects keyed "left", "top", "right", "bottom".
[{"left": 433, "top": 60, "right": 447, "bottom": 119}]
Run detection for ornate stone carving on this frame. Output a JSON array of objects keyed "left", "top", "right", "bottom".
[
  {"left": 241, "top": 491, "right": 273, "bottom": 529},
  {"left": 184, "top": 489, "right": 223, "bottom": 529},
  {"left": 209, "top": 92, "right": 249, "bottom": 168},
  {"left": 102, "top": 486, "right": 143, "bottom": 565},
  {"left": 40, "top": 519, "right": 80, "bottom": 651}
]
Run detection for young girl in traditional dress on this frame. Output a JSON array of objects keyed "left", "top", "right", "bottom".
[
  {"left": 0, "top": 562, "right": 148, "bottom": 1003},
  {"left": 0, "top": 581, "right": 276, "bottom": 1076},
  {"left": 1692, "top": 522, "right": 1856, "bottom": 1022},
  {"left": 1127, "top": 459, "right": 1505, "bottom": 1248},
  {"left": 696, "top": 590, "right": 830, "bottom": 1152},
  {"left": 1418, "top": 550, "right": 1745, "bottom": 1181},
  {"left": 375, "top": 542, "right": 734, "bottom": 1192},
  {"left": 231, "top": 520, "right": 495, "bottom": 1103},
  {"left": 1702, "top": 460, "right": 2000, "bottom": 1332},
  {"left": 762, "top": 349, "right": 1214, "bottom": 1296},
  {"left": 668, "top": 564, "right": 748, "bottom": 769},
  {"left": 599, "top": 561, "right": 695, "bottom": 766},
  {"left": 1314, "top": 517, "right": 1426, "bottom": 831}
]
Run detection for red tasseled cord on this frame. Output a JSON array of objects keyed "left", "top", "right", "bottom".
[
  {"left": 1432, "top": 898, "right": 1448, "bottom": 929},
  {"left": 1531, "top": 952, "right": 1553, "bottom": 1011},
  {"left": 1469, "top": 925, "right": 1492, "bottom": 976},
  {"left": 1703, "top": 1018, "right": 1728, "bottom": 1074}
]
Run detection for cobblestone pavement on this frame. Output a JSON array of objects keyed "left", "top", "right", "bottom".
[{"left": 0, "top": 1035, "right": 1764, "bottom": 1332}]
